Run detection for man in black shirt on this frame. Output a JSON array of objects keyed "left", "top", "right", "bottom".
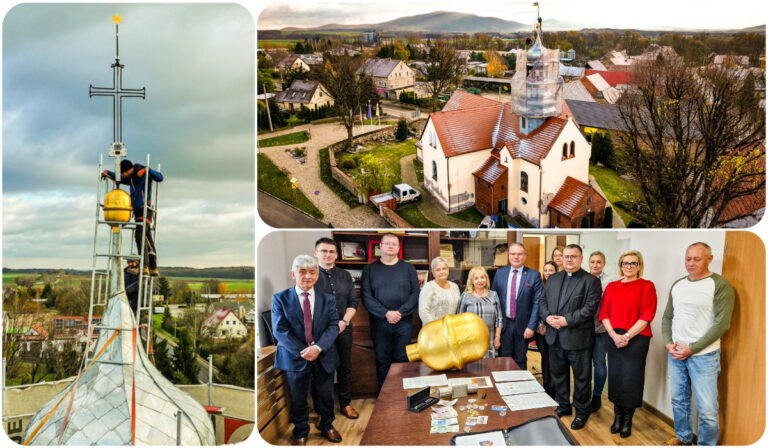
[
  {"left": 313, "top": 238, "right": 359, "bottom": 420},
  {"left": 361, "top": 233, "right": 420, "bottom": 390}
]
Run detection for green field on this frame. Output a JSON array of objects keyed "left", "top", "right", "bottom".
[
  {"left": 257, "top": 152, "right": 324, "bottom": 219},
  {"left": 449, "top": 207, "right": 485, "bottom": 225},
  {"left": 589, "top": 163, "right": 640, "bottom": 225},
  {"left": 395, "top": 204, "right": 443, "bottom": 228},
  {"left": 258, "top": 131, "right": 309, "bottom": 148},
  {"left": 337, "top": 140, "right": 417, "bottom": 188}
]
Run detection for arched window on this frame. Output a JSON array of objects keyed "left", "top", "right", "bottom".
[
  {"left": 562, "top": 143, "right": 568, "bottom": 159},
  {"left": 432, "top": 160, "right": 438, "bottom": 181},
  {"left": 570, "top": 141, "right": 575, "bottom": 157},
  {"left": 520, "top": 171, "right": 529, "bottom": 192}
]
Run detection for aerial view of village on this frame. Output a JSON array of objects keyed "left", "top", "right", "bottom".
[{"left": 257, "top": 1, "right": 766, "bottom": 229}]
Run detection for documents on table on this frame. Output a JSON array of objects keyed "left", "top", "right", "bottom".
[
  {"left": 495, "top": 380, "right": 544, "bottom": 396},
  {"left": 500, "top": 392, "right": 558, "bottom": 411},
  {"left": 430, "top": 424, "right": 460, "bottom": 434},
  {"left": 403, "top": 374, "right": 449, "bottom": 389},
  {"left": 446, "top": 376, "right": 494, "bottom": 388},
  {"left": 453, "top": 430, "right": 507, "bottom": 446},
  {"left": 491, "top": 370, "right": 536, "bottom": 382}
]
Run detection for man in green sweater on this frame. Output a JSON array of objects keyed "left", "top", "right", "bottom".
[{"left": 662, "top": 242, "right": 734, "bottom": 446}]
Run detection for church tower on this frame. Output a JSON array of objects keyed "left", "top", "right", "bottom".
[{"left": 510, "top": 5, "right": 564, "bottom": 135}]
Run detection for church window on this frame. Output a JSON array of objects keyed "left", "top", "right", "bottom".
[
  {"left": 562, "top": 143, "right": 568, "bottom": 159},
  {"left": 520, "top": 171, "right": 529, "bottom": 192},
  {"left": 570, "top": 141, "right": 575, "bottom": 157},
  {"left": 432, "top": 160, "right": 438, "bottom": 181},
  {"left": 521, "top": 117, "right": 527, "bottom": 129},
  {"left": 521, "top": 197, "right": 528, "bottom": 205}
]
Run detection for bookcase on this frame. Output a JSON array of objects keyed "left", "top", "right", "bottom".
[{"left": 331, "top": 230, "right": 517, "bottom": 397}]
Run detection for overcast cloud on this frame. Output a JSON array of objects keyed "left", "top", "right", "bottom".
[
  {"left": 2, "top": 3, "right": 254, "bottom": 269},
  {"left": 257, "top": 0, "right": 765, "bottom": 31}
]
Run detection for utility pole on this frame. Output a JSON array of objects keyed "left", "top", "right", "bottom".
[{"left": 262, "top": 83, "right": 273, "bottom": 133}]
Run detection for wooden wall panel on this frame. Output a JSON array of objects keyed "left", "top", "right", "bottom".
[{"left": 719, "top": 231, "right": 765, "bottom": 445}]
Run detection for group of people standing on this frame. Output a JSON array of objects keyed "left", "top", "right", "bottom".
[
  {"left": 271, "top": 235, "right": 734, "bottom": 446},
  {"left": 418, "top": 241, "right": 734, "bottom": 444}
]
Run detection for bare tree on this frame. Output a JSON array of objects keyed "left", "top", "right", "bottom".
[
  {"left": 615, "top": 59, "right": 765, "bottom": 227},
  {"left": 320, "top": 55, "right": 379, "bottom": 150},
  {"left": 419, "top": 40, "right": 464, "bottom": 112}
]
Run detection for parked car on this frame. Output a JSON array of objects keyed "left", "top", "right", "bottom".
[
  {"left": 479, "top": 215, "right": 496, "bottom": 229},
  {"left": 370, "top": 184, "right": 421, "bottom": 210}
]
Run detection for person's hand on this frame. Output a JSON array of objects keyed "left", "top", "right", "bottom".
[
  {"left": 523, "top": 328, "right": 534, "bottom": 339},
  {"left": 553, "top": 316, "right": 568, "bottom": 328},
  {"left": 537, "top": 324, "right": 546, "bottom": 336},
  {"left": 671, "top": 342, "right": 693, "bottom": 360},
  {"left": 300, "top": 345, "right": 320, "bottom": 361},
  {"left": 610, "top": 331, "right": 625, "bottom": 348},
  {"left": 385, "top": 310, "right": 401, "bottom": 324},
  {"left": 665, "top": 343, "right": 677, "bottom": 355},
  {"left": 338, "top": 320, "right": 347, "bottom": 334},
  {"left": 494, "top": 335, "right": 501, "bottom": 349},
  {"left": 545, "top": 315, "right": 560, "bottom": 328}
]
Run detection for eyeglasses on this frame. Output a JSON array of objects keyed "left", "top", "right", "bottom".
[
  {"left": 563, "top": 255, "right": 580, "bottom": 261},
  {"left": 621, "top": 262, "right": 640, "bottom": 268},
  {"left": 381, "top": 242, "right": 399, "bottom": 247}
]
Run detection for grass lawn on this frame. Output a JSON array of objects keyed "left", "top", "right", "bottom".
[
  {"left": 412, "top": 158, "right": 424, "bottom": 183},
  {"left": 395, "top": 204, "right": 444, "bottom": 228},
  {"left": 337, "top": 140, "right": 417, "bottom": 188},
  {"left": 449, "top": 207, "right": 485, "bottom": 225},
  {"left": 2, "top": 273, "right": 25, "bottom": 284},
  {"left": 152, "top": 314, "right": 178, "bottom": 343},
  {"left": 508, "top": 215, "right": 534, "bottom": 228},
  {"left": 257, "top": 153, "right": 324, "bottom": 219},
  {"left": 589, "top": 163, "right": 640, "bottom": 225},
  {"left": 319, "top": 147, "right": 361, "bottom": 208},
  {"left": 257, "top": 130, "right": 309, "bottom": 148}
]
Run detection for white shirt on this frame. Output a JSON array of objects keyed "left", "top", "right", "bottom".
[{"left": 505, "top": 266, "right": 524, "bottom": 319}]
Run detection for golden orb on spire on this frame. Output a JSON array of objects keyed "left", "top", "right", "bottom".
[{"left": 112, "top": 14, "right": 123, "bottom": 24}]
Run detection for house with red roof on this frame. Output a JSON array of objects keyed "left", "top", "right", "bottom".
[
  {"left": 418, "top": 19, "right": 607, "bottom": 228},
  {"left": 201, "top": 308, "right": 248, "bottom": 339}
]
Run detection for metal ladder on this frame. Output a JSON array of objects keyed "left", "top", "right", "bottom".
[{"left": 85, "top": 153, "right": 162, "bottom": 363}]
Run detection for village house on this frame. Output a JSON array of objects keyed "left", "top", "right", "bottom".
[
  {"left": 712, "top": 54, "right": 750, "bottom": 66},
  {"left": 274, "top": 80, "right": 334, "bottom": 112},
  {"left": 201, "top": 308, "right": 248, "bottom": 339},
  {"left": 581, "top": 72, "right": 621, "bottom": 104},
  {"left": 357, "top": 58, "right": 416, "bottom": 99},
  {"left": 418, "top": 22, "right": 606, "bottom": 228},
  {"left": 274, "top": 54, "right": 311, "bottom": 73}
]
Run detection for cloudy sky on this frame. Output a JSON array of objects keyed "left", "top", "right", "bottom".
[
  {"left": 257, "top": 0, "right": 765, "bottom": 30},
  {"left": 2, "top": 4, "right": 254, "bottom": 269}
]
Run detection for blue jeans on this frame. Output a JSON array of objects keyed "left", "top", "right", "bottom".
[
  {"left": 592, "top": 332, "right": 610, "bottom": 396},
  {"left": 668, "top": 350, "right": 721, "bottom": 446}
]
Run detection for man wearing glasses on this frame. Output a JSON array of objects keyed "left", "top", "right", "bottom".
[
  {"left": 588, "top": 251, "right": 612, "bottom": 413},
  {"left": 539, "top": 244, "right": 602, "bottom": 430},
  {"left": 361, "top": 233, "right": 420, "bottom": 390}
]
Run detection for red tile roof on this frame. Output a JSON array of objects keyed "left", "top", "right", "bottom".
[
  {"left": 432, "top": 90, "right": 574, "bottom": 164},
  {"left": 430, "top": 105, "right": 502, "bottom": 157},
  {"left": 473, "top": 156, "right": 508, "bottom": 184},
  {"left": 585, "top": 70, "right": 635, "bottom": 87},
  {"left": 718, "top": 191, "right": 765, "bottom": 223},
  {"left": 442, "top": 90, "right": 501, "bottom": 111},
  {"left": 494, "top": 105, "right": 569, "bottom": 165},
  {"left": 548, "top": 176, "right": 602, "bottom": 218}
]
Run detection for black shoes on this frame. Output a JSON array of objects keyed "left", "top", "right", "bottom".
[
  {"left": 555, "top": 407, "right": 573, "bottom": 417},
  {"left": 570, "top": 415, "right": 589, "bottom": 430},
  {"left": 620, "top": 411, "right": 634, "bottom": 438},
  {"left": 588, "top": 395, "right": 602, "bottom": 413},
  {"left": 611, "top": 411, "right": 622, "bottom": 434}
]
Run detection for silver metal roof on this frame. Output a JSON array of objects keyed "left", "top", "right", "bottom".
[{"left": 22, "top": 293, "right": 215, "bottom": 445}]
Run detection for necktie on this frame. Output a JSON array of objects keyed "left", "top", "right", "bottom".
[
  {"left": 509, "top": 269, "right": 518, "bottom": 319},
  {"left": 301, "top": 292, "right": 313, "bottom": 345}
]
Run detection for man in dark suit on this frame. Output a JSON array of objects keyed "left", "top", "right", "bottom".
[
  {"left": 539, "top": 244, "right": 602, "bottom": 431},
  {"left": 491, "top": 242, "right": 542, "bottom": 370},
  {"left": 272, "top": 255, "right": 342, "bottom": 445}
]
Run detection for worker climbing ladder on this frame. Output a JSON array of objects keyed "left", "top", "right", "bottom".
[{"left": 84, "top": 13, "right": 158, "bottom": 361}]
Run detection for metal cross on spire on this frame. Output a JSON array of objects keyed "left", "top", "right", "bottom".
[{"left": 89, "top": 14, "right": 146, "bottom": 156}]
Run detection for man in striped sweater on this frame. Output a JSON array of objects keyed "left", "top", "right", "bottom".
[{"left": 662, "top": 242, "right": 734, "bottom": 446}]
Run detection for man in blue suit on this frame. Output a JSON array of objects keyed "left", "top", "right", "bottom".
[
  {"left": 272, "top": 255, "right": 342, "bottom": 445},
  {"left": 491, "top": 242, "right": 542, "bottom": 370}
]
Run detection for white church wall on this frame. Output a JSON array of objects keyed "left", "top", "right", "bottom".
[
  {"left": 540, "top": 119, "right": 591, "bottom": 202},
  {"left": 504, "top": 154, "right": 543, "bottom": 226},
  {"left": 446, "top": 150, "right": 492, "bottom": 212}
]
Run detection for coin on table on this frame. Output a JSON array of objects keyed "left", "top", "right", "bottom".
[{"left": 468, "top": 398, "right": 476, "bottom": 404}]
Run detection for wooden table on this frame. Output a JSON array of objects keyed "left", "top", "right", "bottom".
[{"left": 360, "top": 357, "right": 564, "bottom": 445}]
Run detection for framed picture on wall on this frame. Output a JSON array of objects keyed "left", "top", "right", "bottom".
[{"left": 340, "top": 241, "right": 366, "bottom": 261}]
